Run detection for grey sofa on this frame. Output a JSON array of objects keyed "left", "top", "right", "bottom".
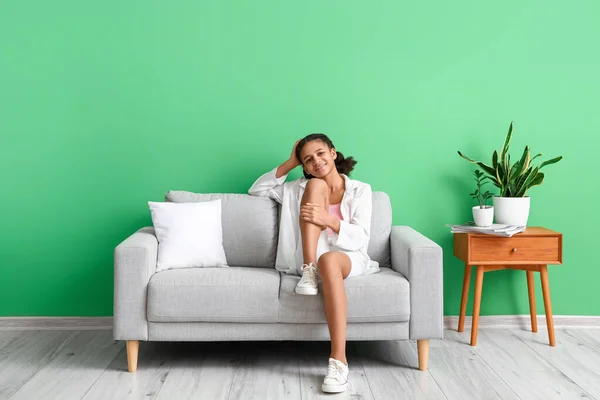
[{"left": 113, "top": 190, "right": 443, "bottom": 373}]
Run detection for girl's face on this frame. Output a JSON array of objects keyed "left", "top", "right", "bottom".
[{"left": 299, "top": 140, "right": 337, "bottom": 177}]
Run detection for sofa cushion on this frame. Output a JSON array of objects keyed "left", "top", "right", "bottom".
[
  {"left": 278, "top": 267, "right": 410, "bottom": 323},
  {"left": 148, "top": 200, "right": 228, "bottom": 271},
  {"left": 369, "top": 192, "right": 392, "bottom": 268},
  {"left": 165, "top": 192, "right": 279, "bottom": 268},
  {"left": 147, "top": 267, "right": 280, "bottom": 323}
]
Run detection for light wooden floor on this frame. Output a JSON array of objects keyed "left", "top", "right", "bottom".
[{"left": 1, "top": 328, "right": 599, "bottom": 399}]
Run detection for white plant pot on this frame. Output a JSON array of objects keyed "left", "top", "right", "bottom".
[
  {"left": 472, "top": 206, "right": 494, "bottom": 227},
  {"left": 493, "top": 196, "right": 530, "bottom": 226}
]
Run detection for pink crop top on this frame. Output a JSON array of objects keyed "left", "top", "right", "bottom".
[{"left": 327, "top": 203, "right": 343, "bottom": 236}]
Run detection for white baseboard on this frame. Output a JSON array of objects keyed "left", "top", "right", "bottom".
[
  {"left": 0, "top": 317, "right": 113, "bottom": 330},
  {"left": 444, "top": 315, "right": 600, "bottom": 330},
  {"left": 0, "top": 316, "right": 598, "bottom": 331}
]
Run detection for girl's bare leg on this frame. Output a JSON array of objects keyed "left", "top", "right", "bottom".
[
  {"left": 299, "top": 179, "right": 329, "bottom": 265},
  {"left": 299, "top": 179, "right": 351, "bottom": 363},
  {"left": 318, "top": 252, "right": 352, "bottom": 364}
]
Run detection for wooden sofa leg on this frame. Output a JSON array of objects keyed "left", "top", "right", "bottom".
[
  {"left": 126, "top": 340, "right": 139, "bottom": 372},
  {"left": 417, "top": 340, "right": 429, "bottom": 371}
]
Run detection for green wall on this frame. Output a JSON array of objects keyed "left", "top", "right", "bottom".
[{"left": 1, "top": 0, "right": 598, "bottom": 317}]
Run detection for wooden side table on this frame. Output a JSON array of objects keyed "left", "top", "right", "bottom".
[{"left": 453, "top": 226, "right": 563, "bottom": 346}]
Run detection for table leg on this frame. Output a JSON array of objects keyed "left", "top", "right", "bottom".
[
  {"left": 540, "top": 265, "right": 556, "bottom": 346},
  {"left": 526, "top": 270, "right": 537, "bottom": 332},
  {"left": 458, "top": 264, "right": 472, "bottom": 332},
  {"left": 470, "top": 266, "right": 485, "bottom": 346}
]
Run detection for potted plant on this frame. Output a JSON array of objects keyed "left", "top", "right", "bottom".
[
  {"left": 470, "top": 170, "right": 494, "bottom": 226},
  {"left": 458, "top": 121, "right": 562, "bottom": 226}
]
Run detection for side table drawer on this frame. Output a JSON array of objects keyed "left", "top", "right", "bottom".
[{"left": 470, "top": 236, "right": 561, "bottom": 263}]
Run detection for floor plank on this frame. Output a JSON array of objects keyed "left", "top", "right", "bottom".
[
  {"left": 0, "top": 330, "right": 78, "bottom": 400},
  {"left": 153, "top": 341, "right": 239, "bottom": 400},
  {"left": 356, "top": 339, "right": 447, "bottom": 400},
  {"left": 429, "top": 347, "right": 519, "bottom": 400},
  {"left": 7, "top": 331, "right": 123, "bottom": 400},
  {"left": 466, "top": 329, "right": 594, "bottom": 400},
  {"left": 512, "top": 328, "right": 600, "bottom": 399},
  {"left": 81, "top": 341, "right": 175, "bottom": 400},
  {"left": 420, "top": 330, "right": 519, "bottom": 400},
  {"left": 564, "top": 329, "right": 600, "bottom": 355},
  {"left": 226, "top": 341, "right": 301, "bottom": 400},
  {"left": 425, "top": 329, "right": 471, "bottom": 348},
  {"left": 0, "top": 331, "right": 23, "bottom": 352}
]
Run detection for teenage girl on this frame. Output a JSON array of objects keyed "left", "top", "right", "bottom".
[{"left": 248, "top": 133, "right": 379, "bottom": 393}]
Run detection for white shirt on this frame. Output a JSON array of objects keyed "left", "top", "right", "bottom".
[{"left": 248, "top": 166, "right": 380, "bottom": 276}]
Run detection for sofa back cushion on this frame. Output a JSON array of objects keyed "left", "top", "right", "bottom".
[
  {"left": 166, "top": 191, "right": 279, "bottom": 268},
  {"left": 165, "top": 190, "right": 393, "bottom": 269},
  {"left": 369, "top": 191, "right": 392, "bottom": 267}
]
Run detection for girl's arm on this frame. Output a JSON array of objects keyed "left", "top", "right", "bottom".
[
  {"left": 248, "top": 159, "right": 298, "bottom": 204},
  {"left": 329, "top": 184, "right": 373, "bottom": 251}
]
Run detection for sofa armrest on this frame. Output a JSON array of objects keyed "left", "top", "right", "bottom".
[
  {"left": 113, "top": 227, "right": 158, "bottom": 341},
  {"left": 390, "top": 226, "right": 443, "bottom": 340}
]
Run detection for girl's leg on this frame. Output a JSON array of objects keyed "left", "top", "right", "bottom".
[
  {"left": 299, "top": 180, "right": 351, "bottom": 362},
  {"left": 318, "top": 251, "right": 352, "bottom": 364},
  {"left": 300, "top": 179, "right": 329, "bottom": 264}
]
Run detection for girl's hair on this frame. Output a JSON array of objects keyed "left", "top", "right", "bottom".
[{"left": 295, "top": 133, "right": 358, "bottom": 179}]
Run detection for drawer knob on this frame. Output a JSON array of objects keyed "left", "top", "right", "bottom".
[{"left": 512, "top": 248, "right": 518, "bottom": 252}]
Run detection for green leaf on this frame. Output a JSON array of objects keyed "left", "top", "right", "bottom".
[
  {"left": 510, "top": 160, "right": 522, "bottom": 179},
  {"left": 458, "top": 151, "right": 497, "bottom": 176},
  {"left": 492, "top": 150, "right": 498, "bottom": 170},
  {"left": 513, "top": 167, "right": 531, "bottom": 196},
  {"left": 495, "top": 164, "right": 502, "bottom": 189},
  {"left": 496, "top": 161, "right": 505, "bottom": 182},
  {"left": 516, "top": 166, "right": 532, "bottom": 186},
  {"left": 521, "top": 147, "right": 531, "bottom": 173},
  {"left": 530, "top": 153, "right": 542, "bottom": 163},
  {"left": 511, "top": 146, "right": 529, "bottom": 179},
  {"left": 529, "top": 172, "right": 544, "bottom": 187},
  {"left": 497, "top": 164, "right": 507, "bottom": 194},
  {"left": 522, "top": 172, "right": 545, "bottom": 196},
  {"left": 499, "top": 121, "right": 513, "bottom": 162},
  {"left": 539, "top": 156, "right": 563, "bottom": 169},
  {"left": 506, "top": 153, "right": 511, "bottom": 184},
  {"left": 516, "top": 167, "right": 539, "bottom": 197}
]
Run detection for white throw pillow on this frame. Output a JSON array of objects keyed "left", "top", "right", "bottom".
[{"left": 148, "top": 199, "right": 228, "bottom": 271}]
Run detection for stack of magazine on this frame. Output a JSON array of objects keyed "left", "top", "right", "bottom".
[{"left": 446, "top": 222, "right": 526, "bottom": 237}]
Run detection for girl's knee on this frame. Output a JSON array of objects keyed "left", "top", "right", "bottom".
[
  {"left": 318, "top": 252, "right": 345, "bottom": 277},
  {"left": 305, "top": 178, "right": 328, "bottom": 192},
  {"left": 319, "top": 265, "right": 339, "bottom": 280},
  {"left": 302, "top": 179, "right": 329, "bottom": 206}
]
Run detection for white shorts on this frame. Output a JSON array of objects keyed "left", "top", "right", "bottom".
[
  {"left": 332, "top": 247, "right": 368, "bottom": 278},
  {"left": 314, "top": 234, "right": 368, "bottom": 279}
]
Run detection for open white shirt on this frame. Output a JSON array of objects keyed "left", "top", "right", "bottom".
[{"left": 248, "top": 166, "right": 380, "bottom": 276}]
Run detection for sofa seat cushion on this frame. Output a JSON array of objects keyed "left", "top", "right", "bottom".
[
  {"left": 147, "top": 267, "right": 280, "bottom": 323},
  {"left": 278, "top": 267, "right": 410, "bottom": 323}
]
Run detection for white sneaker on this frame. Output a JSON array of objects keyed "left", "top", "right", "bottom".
[
  {"left": 295, "top": 262, "right": 319, "bottom": 295},
  {"left": 322, "top": 358, "right": 349, "bottom": 393}
]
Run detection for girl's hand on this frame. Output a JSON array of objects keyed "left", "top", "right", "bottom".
[
  {"left": 288, "top": 140, "right": 301, "bottom": 167},
  {"left": 300, "top": 203, "right": 330, "bottom": 230}
]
